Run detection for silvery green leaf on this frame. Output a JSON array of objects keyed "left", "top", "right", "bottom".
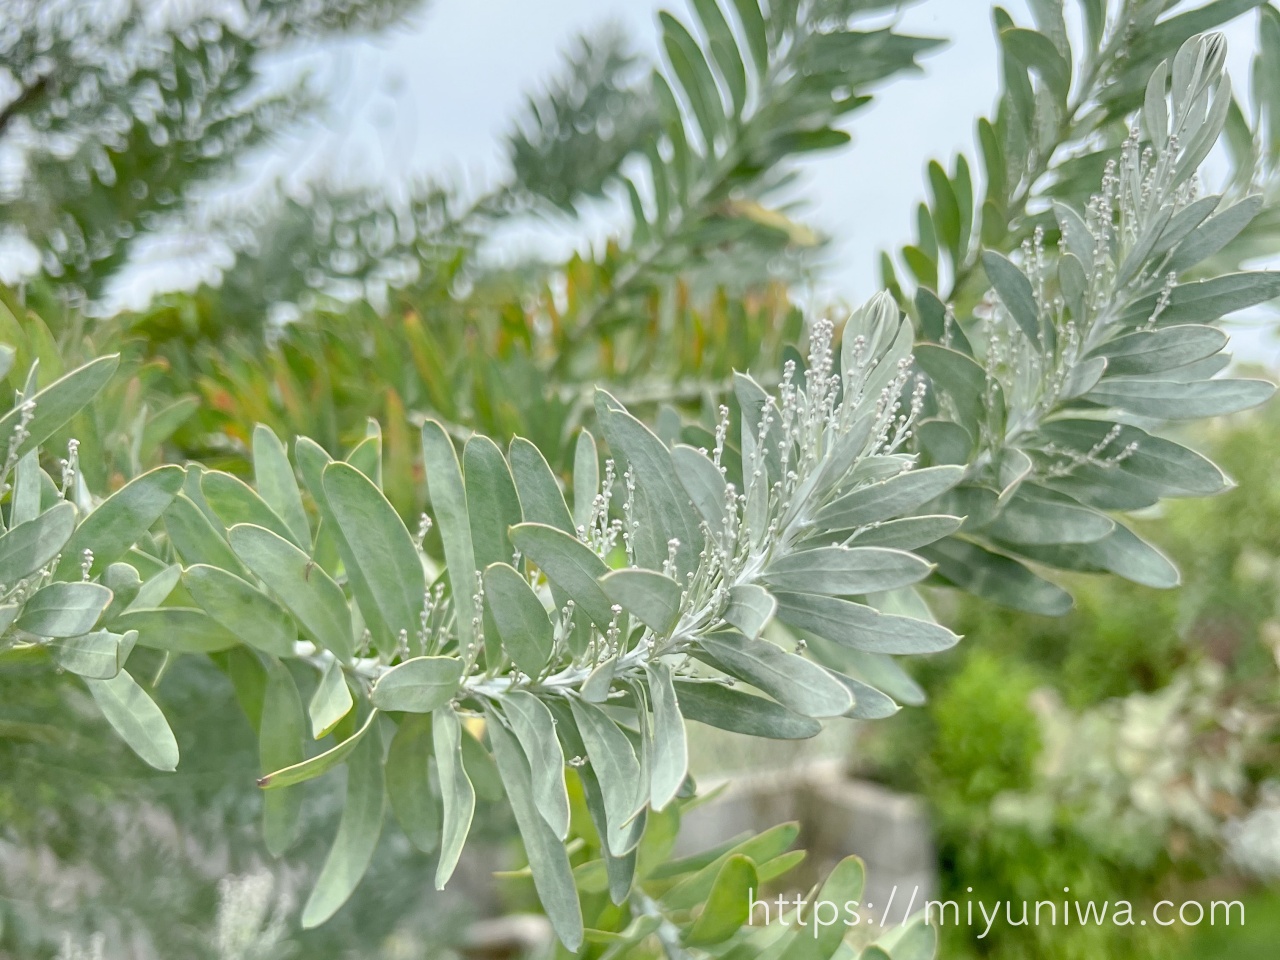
[
  {"left": 1053, "top": 202, "right": 1093, "bottom": 265},
  {"left": 572, "top": 429, "right": 600, "bottom": 534},
  {"left": 996, "top": 448, "right": 1034, "bottom": 503},
  {"left": 600, "top": 568, "right": 682, "bottom": 635},
  {"left": 734, "top": 373, "right": 785, "bottom": 486},
  {"left": 874, "top": 916, "right": 937, "bottom": 960},
  {"left": 915, "top": 419, "right": 973, "bottom": 465},
  {"left": 672, "top": 443, "right": 728, "bottom": 534},
  {"left": 579, "top": 654, "right": 617, "bottom": 703},
  {"left": 1144, "top": 58, "right": 1170, "bottom": 146},
  {"left": 346, "top": 429, "right": 382, "bottom": 488},
  {"left": 0, "top": 500, "right": 75, "bottom": 584},
  {"left": 502, "top": 690, "right": 570, "bottom": 839},
  {"left": 673, "top": 679, "right": 821, "bottom": 739},
  {"left": 1173, "top": 73, "right": 1232, "bottom": 182},
  {"left": 0, "top": 344, "right": 12, "bottom": 382},
  {"left": 1163, "top": 353, "right": 1232, "bottom": 381},
  {"left": 10, "top": 450, "right": 40, "bottom": 527},
  {"left": 722, "top": 583, "right": 775, "bottom": 640},
  {"left": 324, "top": 461, "right": 425, "bottom": 648},
  {"left": 1092, "top": 325, "right": 1227, "bottom": 376},
  {"left": 835, "top": 648, "right": 926, "bottom": 707},
  {"left": 253, "top": 424, "right": 311, "bottom": 548},
  {"left": 596, "top": 390, "right": 704, "bottom": 580},
  {"left": 182, "top": 564, "right": 296, "bottom": 657},
  {"left": 483, "top": 562, "right": 554, "bottom": 677},
  {"left": 544, "top": 697, "right": 641, "bottom": 898},
  {"left": 814, "top": 465, "right": 964, "bottom": 531},
  {"left": 371, "top": 656, "right": 463, "bottom": 713},
  {"left": 982, "top": 490, "right": 1114, "bottom": 545},
  {"left": 1120, "top": 271, "right": 1280, "bottom": 326},
  {"left": 914, "top": 344, "right": 997, "bottom": 434},
  {"left": 202, "top": 471, "right": 301, "bottom": 548},
  {"left": 118, "top": 607, "right": 239, "bottom": 653},
  {"left": 1062, "top": 356, "right": 1108, "bottom": 399},
  {"left": 983, "top": 251, "right": 1041, "bottom": 342},
  {"left": 386, "top": 713, "right": 440, "bottom": 854},
  {"left": 85, "top": 668, "right": 179, "bottom": 772},
  {"left": 1168, "top": 195, "right": 1263, "bottom": 271},
  {"left": 50, "top": 629, "right": 130, "bottom": 679},
  {"left": 486, "top": 713, "right": 584, "bottom": 950},
  {"left": 695, "top": 632, "right": 852, "bottom": 718},
  {"left": 259, "top": 709, "right": 379, "bottom": 790},
  {"left": 164, "top": 493, "right": 251, "bottom": 578},
  {"left": 824, "top": 669, "right": 899, "bottom": 720},
  {"left": 1116, "top": 199, "right": 1175, "bottom": 288},
  {"left": 1014, "top": 522, "right": 1179, "bottom": 588},
  {"left": 0, "top": 355, "right": 117, "bottom": 461},
  {"left": 422, "top": 421, "right": 478, "bottom": 658},
  {"left": 465, "top": 435, "right": 523, "bottom": 571},
  {"left": 229, "top": 524, "right": 354, "bottom": 663},
  {"left": 644, "top": 662, "right": 687, "bottom": 810},
  {"left": 1150, "top": 195, "right": 1219, "bottom": 259},
  {"left": 774, "top": 592, "right": 958, "bottom": 655},
  {"left": 55, "top": 466, "right": 184, "bottom": 580},
  {"left": 763, "top": 546, "right": 932, "bottom": 595},
  {"left": 569, "top": 697, "right": 645, "bottom": 856},
  {"left": 433, "top": 706, "right": 475, "bottom": 889},
  {"left": 309, "top": 659, "right": 353, "bottom": 740},
  {"left": 846, "top": 515, "right": 964, "bottom": 551},
  {"left": 509, "top": 522, "right": 614, "bottom": 629},
  {"left": 101, "top": 562, "right": 141, "bottom": 620},
  {"left": 1034, "top": 420, "right": 1230, "bottom": 497},
  {"left": 16, "top": 582, "right": 111, "bottom": 638},
  {"left": 1059, "top": 253, "right": 1088, "bottom": 320},
  {"left": 843, "top": 292, "right": 913, "bottom": 405},
  {"left": 293, "top": 436, "right": 334, "bottom": 507},
  {"left": 922, "top": 539, "right": 1072, "bottom": 615},
  {"left": 661, "top": 822, "right": 800, "bottom": 910},
  {"left": 300, "top": 719, "right": 384, "bottom": 928},
  {"left": 126, "top": 562, "right": 181, "bottom": 612},
  {"left": 261, "top": 659, "right": 305, "bottom": 857},
  {"left": 1086, "top": 377, "right": 1274, "bottom": 418},
  {"left": 509, "top": 436, "right": 574, "bottom": 532}
]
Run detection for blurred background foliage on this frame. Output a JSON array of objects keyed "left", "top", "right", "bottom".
[{"left": 3, "top": 0, "right": 1280, "bottom": 958}]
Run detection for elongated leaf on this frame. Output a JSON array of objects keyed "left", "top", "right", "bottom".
[
  {"left": 51, "top": 629, "right": 130, "bottom": 679},
  {"left": 1016, "top": 522, "right": 1180, "bottom": 588},
  {"left": 780, "top": 855, "right": 865, "bottom": 960},
  {"left": 600, "top": 568, "right": 683, "bottom": 635},
  {"left": 503, "top": 690, "right": 571, "bottom": 839},
  {"left": 202, "top": 471, "right": 300, "bottom": 548},
  {"left": 371, "top": 656, "right": 463, "bottom": 713},
  {"left": 1120, "top": 271, "right": 1280, "bottom": 326},
  {"left": 1092, "top": 325, "right": 1227, "bottom": 375},
  {"left": 672, "top": 443, "right": 728, "bottom": 533},
  {"left": 0, "top": 355, "right": 117, "bottom": 460},
  {"left": 465, "top": 435, "right": 522, "bottom": 570},
  {"left": 183, "top": 565, "right": 296, "bottom": 657},
  {"left": 14, "top": 582, "right": 110, "bottom": 638},
  {"left": 922, "top": 539, "right": 1072, "bottom": 615},
  {"left": 422, "top": 421, "right": 478, "bottom": 658},
  {"left": 386, "top": 713, "right": 440, "bottom": 854},
  {"left": 983, "top": 492, "right": 1114, "bottom": 545},
  {"left": 483, "top": 563, "right": 554, "bottom": 677},
  {"left": 572, "top": 430, "right": 600, "bottom": 534},
  {"left": 164, "top": 494, "right": 250, "bottom": 578},
  {"left": 1086, "top": 377, "right": 1274, "bottom": 418},
  {"left": 763, "top": 546, "right": 932, "bottom": 595},
  {"left": 983, "top": 251, "right": 1041, "bottom": 341},
  {"left": 487, "top": 714, "right": 584, "bottom": 950},
  {"left": 695, "top": 632, "right": 852, "bottom": 718},
  {"left": 0, "top": 500, "right": 75, "bottom": 584},
  {"left": 261, "top": 660, "right": 305, "bottom": 856},
  {"left": 86, "top": 669, "right": 179, "bottom": 772},
  {"left": 301, "top": 721, "right": 385, "bottom": 928},
  {"left": 324, "top": 461, "right": 424, "bottom": 648},
  {"left": 229, "top": 524, "right": 354, "bottom": 663},
  {"left": 55, "top": 466, "right": 184, "bottom": 580},
  {"left": 774, "top": 592, "right": 957, "bottom": 654},
  {"left": 847, "top": 514, "right": 964, "bottom": 550},
  {"left": 251, "top": 425, "right": 311, "bottom": 547},
  {"left": 509, "top": 437, "right": 574, "bottom": 532},
  {"left": 645, "top": 662, "right": 687, "bottom": 810},
  {"left": 596, "top": 390, "right": 704, "bottom": 579},
  {"left": 309, "top": 659, "right": 353, "bottom": 739},
  {"left": 570, "top": 698, "right": 644, "bottom": 856},
  {"left": 510, "top": 522, "right": 614, "bottom": 628},
  {"left": 815, "top": 466, "right": 964, "bottom": 532},
  {"left": 433, "top": 706, "right": 476, "bottom": 889},
  {"left": 722, "top": 583, "right": 775, "bottom": 640},
  {"left": 259, "top": 709, "right": 379, "bottom": 790}
]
